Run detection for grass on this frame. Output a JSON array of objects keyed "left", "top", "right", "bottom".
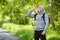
[{"left": 2, "top": 23, "right": 60, "bottom": 40}]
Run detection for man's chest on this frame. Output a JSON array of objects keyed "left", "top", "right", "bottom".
[{"left": 36, "top": 15, "right": 43, "bottom": 21}]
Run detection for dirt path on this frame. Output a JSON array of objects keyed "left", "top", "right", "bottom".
[{"left": 0, "top": 28, "right": 21, "bottom": 40}]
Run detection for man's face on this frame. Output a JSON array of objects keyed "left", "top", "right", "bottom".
[{"left": 37, "top": 7, "right": 41, "bottom": 13}]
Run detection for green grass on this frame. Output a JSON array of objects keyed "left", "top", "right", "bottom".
[{"left": 2, "top": 23, "right": 60, "bottom": 40}]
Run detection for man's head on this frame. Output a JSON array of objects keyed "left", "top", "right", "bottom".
[{"left": 36, "top": 5, "right": 44, "bottom": 14}]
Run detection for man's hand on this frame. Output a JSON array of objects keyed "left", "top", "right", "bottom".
[
  {"left": 31, "top": 8, "right": 36, "bottom": 12},
  {"left": 41, "top": 32, "right": 45, "bottom": 35}
]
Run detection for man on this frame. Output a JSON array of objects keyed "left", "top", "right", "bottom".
[{"left": 27, "top": 5, "right": 49, "bottom": 40}]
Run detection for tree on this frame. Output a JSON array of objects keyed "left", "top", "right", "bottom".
[{"left": 47, "top": 0, "right": 60, "bottom": 29}]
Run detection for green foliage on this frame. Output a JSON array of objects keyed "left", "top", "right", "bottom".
[
  {"left": 48, "top": 37, "right": 60, "bottom": 40},
  {"left": 16, "top": 29, "right": 34, "bottom": 40},
  {"left": 0, "top": 20, "right": 4, "bottom": 27},
  {"left": 0, "top": 0, "right": 60, "bottom": 40},
  {"left": 0, "top": 0, "right": 47, "bottom": 25},
  {"left": 2, "top": 23, "right": 34, "bottom": 40},
  {"left": 51, "top": 0, "right": 60, "bottom": 21},
  {"left": 2, "top": 23, "right": 60, "bottom": 40}
]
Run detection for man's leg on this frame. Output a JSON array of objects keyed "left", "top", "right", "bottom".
[
  {"left": 34, "top": 30, "right": 39, "bottom": 40},
  {"left": 40, "top": 34, "right": 46, "bottom": 40}
]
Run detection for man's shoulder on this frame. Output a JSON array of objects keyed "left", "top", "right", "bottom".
[{"left": 44, "top": 13, "right": 48, "bottom": 17}]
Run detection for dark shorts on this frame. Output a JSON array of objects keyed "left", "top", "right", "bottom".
[{"left": 34, "top": 30, "right": 46, "bottom": 40}]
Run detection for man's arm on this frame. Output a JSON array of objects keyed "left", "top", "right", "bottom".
[
  {"left": 43, "top": 14, "right": 49, "bottom": 32},
  {"left": 27, "top": 9, "right": 35, "bottom": 18},
  {"left": 41, "top": 14, "right": 49, "bottom": 35}
]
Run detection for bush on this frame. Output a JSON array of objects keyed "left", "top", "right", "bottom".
[
  {"left": 2, "top": 23, "right": 34, "bottom": 40},
  {"left": 0, "top": 20, "right": 4, "bottom": 27},
  {"left": 15, "top": 29, "right": 34, "bottom": 40},
  {"left": 2, "top": 23, "right": 60, "bottom": 40}
]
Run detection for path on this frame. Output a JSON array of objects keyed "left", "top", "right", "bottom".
[{"left": 0, "top": 28, "right": 21, "bottom": 40}]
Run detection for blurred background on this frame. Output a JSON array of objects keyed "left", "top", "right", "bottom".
[{"left": 0, "top": 0, "right": 60, "bottom": 40}]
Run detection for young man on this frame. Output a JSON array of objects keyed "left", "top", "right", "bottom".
[{"left": 27, "top": 5, "right": 49, "bottom": 40}]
